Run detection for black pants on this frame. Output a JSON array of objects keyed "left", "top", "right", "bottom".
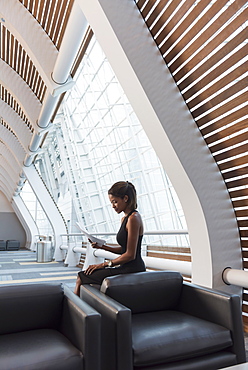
[{"left": 78, "top": 264, "right": 145, "bottom": 285}]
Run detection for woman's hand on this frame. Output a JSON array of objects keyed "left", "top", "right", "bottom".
[
  {"left": 88, "top": 239, "right": 103, "bottom": 249},
  {"left": 84, "top": 262, "right": 106, "bottom": 275}
]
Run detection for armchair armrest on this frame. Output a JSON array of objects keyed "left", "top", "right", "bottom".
[
  {"left": 80, "top": 284, "right": 132, "bottom": 370},
  {"left": 178, "top": 282, "right": 246, "bottom": 363},
  {"left": 60, "top": 285, "right": 101, "bottom": 370}
]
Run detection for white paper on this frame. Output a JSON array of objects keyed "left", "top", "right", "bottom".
[{"left": 76, "top": 222, "right": 106, "bottom": 246}]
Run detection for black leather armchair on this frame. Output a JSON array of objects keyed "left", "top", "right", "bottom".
[
  {"left": 0, "top": 283, "right": 101, "bottom": 370},
  {"left": 80, "top": 271, "right": 246, "bottom": 370}
]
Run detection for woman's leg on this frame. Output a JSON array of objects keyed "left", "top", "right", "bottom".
[
  {"left": 74, "top": 268, "right": 109, "bottom": 296},
  {"left": 74, "top": 275, "right": 82, "bottom": 296}
]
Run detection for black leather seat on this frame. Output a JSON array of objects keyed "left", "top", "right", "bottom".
[
  {"left": 0, "top": 283, "right": 101, "bottom": 370},
  {"left": 80, "top": 270, "right": 246, "bottom": 370}
]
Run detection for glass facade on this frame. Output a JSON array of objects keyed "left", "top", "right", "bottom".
[{"left": 23, "top": 35, "right": 189, "bottom": 252}]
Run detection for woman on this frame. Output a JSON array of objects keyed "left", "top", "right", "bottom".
[{"left": 74, "top": 181, "right": 146, "bottom": 296}]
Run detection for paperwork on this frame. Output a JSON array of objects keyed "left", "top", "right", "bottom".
[{"left": 76, "top": 222, "right": 106, "bottom": 246}]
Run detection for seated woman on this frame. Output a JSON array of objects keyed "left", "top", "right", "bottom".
[{"left": 74, "top": 181, "right": 146, "bottom": 296}]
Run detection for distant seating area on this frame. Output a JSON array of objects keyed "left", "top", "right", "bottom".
[{"left": 0, "top": 240, "right": 20, "bottom": 251}]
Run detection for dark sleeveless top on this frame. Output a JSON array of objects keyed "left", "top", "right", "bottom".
[
  {"left": 116, "top": 210, "right": 145, "bottom": 271},
  {"left": 78, "top": 209, "right": 146, "bottom": 285}
]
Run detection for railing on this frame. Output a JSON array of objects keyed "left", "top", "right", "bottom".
[
  {"left": 222, "top": 268, "right": 248, "bottom": 290},
  {"left": 58, "top": 230, "right": 248, "bottom": 290},
  {"left": 59, "top": 229, "right": 190, "bottom": 276}
]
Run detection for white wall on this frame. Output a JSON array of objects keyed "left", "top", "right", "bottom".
[{"left": 0, "top": 191, "right": 26, "bottom": 248}]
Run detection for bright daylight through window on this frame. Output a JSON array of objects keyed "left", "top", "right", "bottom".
[{"left": 21, "top": 35, "right": 189, "bottom": 260}]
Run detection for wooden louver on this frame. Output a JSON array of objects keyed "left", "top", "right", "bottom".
[
  {"left": 0, "top": 23, "right": 47, "bottom": 103},
  {"left": 19, "top": 0, "right": 74, "bottom": 50},
  {"left": 134, "top": 0, "right": 248, "bottom": 327}
]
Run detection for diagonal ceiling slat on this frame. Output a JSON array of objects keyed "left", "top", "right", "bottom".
[
  {"left": 41, "top": 0, "right": 50, "bottom": 30},
  {"left": 57, "top": 0, "right": 74, "bottom": 50},
  {"left": 196, "top": 92, "right": 248, "bottom": 128},
  {"left": 222, "top": 165, "right": 248, "bottom": 180},
  {"left": 229, "top": 187, "right": 248, "bottom": 199},
  {"left": 19, "top": 0, "right": 73, "bottom": 50},
  {"left": 1, "top": 24, "right": 47, "bottom": 103},
  {"left": 162, "top": 0, "right": 226, "bottom": 62},
  {"left": 142, "top": 0, "right": 158, "bottom": 19},
  {"left": 210, "top": 130, "right": 248, "bottom": 154},
  {"left": 172, "top": 5, "right": 247, "bottom": 78},
  {"left": 214, "top": 141, "right": 248, "bottom": 163},
  {"left": 227, "top": 176, "right": 248, "bottom": 190},
  {"left": 0, "top": 85, "right": 34, "bottom": 132},
  {"left": 187, "top": 63, "right": 247, "bottom": 112},
  {"left": 192, "top": 78, "right": 247, "bottom": 118},
  {"left": 219, "top": 155, "right": 248, "bottom": 172},
  {"left": 178, "top": 27, "right": 247, "bottom": 92},
  {"left": 184, "top": 56, "right": 247, "bottom": 109},
  {"left": 146, "top": 0, "right": 172, "bottom": 29},
  {"left": 207, "top": 119, "right": 248, "bottom": 146},
  {"left": 136, "top": 0, "right": 147, "bottom": 10},
  {"left": 200, "top": 105, "right": 247, "bottom": 137}
]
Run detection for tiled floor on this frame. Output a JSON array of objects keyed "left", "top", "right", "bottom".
[{"left": 0, "top": 249, "right": 79, "bottom": 291}]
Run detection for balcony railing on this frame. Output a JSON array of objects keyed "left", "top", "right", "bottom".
[{"left": 55, "top": 230, "right": 248, "bottom": 290}]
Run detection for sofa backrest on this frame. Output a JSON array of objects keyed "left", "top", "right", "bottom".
[
  {"left": 0, "top": 283, "right": 64, "bottom": 335},
  {"left": 101, "top": 271, "right": 183, "bottom": 313}
]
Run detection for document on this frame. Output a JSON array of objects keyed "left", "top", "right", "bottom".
[{"left": 76, "top": 222, "right": 106, "bottom": 246}]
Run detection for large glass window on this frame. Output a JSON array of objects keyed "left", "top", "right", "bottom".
[{"left": 34, "top": 35, "right": 189, "bottom": 252}]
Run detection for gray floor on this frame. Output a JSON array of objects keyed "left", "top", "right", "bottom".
[{"left": 0, "top": 248, "right": 79, "bottom": 291}]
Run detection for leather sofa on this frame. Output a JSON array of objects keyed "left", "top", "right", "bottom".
[
  {"left": 0, "top": 283, "right": 101, "bottom": 370},
  {"left": 80, "top": 270, "right": 246, "bottom": 370}
]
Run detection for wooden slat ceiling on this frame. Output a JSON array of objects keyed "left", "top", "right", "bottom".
[
  {"left": 0, "top": 84, "right": 34, "bottom": 132},
  {"left": 0, "top": 0, "right": 75, "bottom": 198},
  {"left": 0, "top": 22, "right": 46, "bottom": 104},
  {"left": 135, "top": 0, "right": 247, "bottom": 323},
  {"left": 19, "top": 0, "right": 74, "bottom": 50}
]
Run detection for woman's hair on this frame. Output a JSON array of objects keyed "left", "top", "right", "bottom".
[{"left": 108, "top": 181, "right": 137, "bottom": 210}]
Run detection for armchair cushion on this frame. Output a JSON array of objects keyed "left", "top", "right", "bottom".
[
  {"left": 132, "top": 310, "right": 232, "bottom": 366},
  {"left": 0, "top": 284, "right": 63, "bottom": 335},
  {"left": 101, "top": 270, "right": 183, "bottom": 313},
  {"left": 0, "top": 283, "right": 101, "bottom": 370},
  {"left": 0, "top": 329, "right": 83, "bottom": 370}
]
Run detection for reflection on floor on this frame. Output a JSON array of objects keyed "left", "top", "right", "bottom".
[{"left": 0, "top": 249, "right": 79, "bottom": 291}]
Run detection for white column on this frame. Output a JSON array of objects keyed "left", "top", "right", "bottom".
[
  {"left": 23, "top": 164, "right": 67, "bottom": 260},
  {"left": 11, "top": 195, "right": 39, "bottom": 251}
]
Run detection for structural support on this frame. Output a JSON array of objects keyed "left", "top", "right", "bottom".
[
  {"left": 78, "top": 0, "right": 243, "bottom": 295},
  {"left": 23, "top": 164, "right": 67, "bottom": 258},
  {"left": 37, "top": 1, "right": 88, "bottom": 129},
  {"left": 11, "top": 195, "right": 39, "bottom": 251}
]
